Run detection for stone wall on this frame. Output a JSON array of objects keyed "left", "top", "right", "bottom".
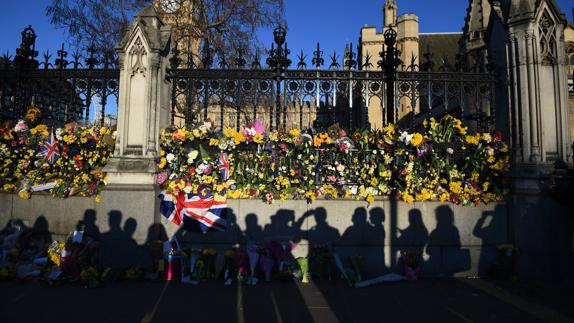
[
  {"left": 569, "top": 96, "right": 574, "bottom": 145},
  {"left": 0, "top": 190, "right": 508, "bottom": 278}
]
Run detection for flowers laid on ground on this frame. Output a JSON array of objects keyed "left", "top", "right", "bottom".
[
  {"left": 0, "top": 108, "right": 115, "bottom": 199},
  {"left": 157, "top": 115, "right": 509, "bottom": 206},
  {"left": 0, "top": 219, "right": 102, "bottom": 286}
]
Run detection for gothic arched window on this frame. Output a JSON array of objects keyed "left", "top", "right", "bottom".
[{"left": 538, "top": 10, "right": 557, "bottom": 65}]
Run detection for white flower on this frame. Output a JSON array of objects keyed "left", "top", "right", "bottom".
[
  {"left": 336, "top": 164, "right": 346, "bottom": 173},
  {"left": 245, "top": 127, "right": 256, "bottom": 137},
  {"left": 446, "top": 148, "right": 454, "bottom": 155},
  {"left": 218, "top": 142, "right": 229, "bottom": 150},
  {"left": 183, "top": 185, "right": 193, "bottom": 194},
  {"left": 201, "top": 122, "right": 212, "bottom": 132},
  {"left": 350, "top": 186, "right": 358, "bottom": 195},
  {"left": 486, "top": 147, "right": 495, "bottom": 156},
  {"left": 166, "top": 153, "right": 175, "bottom": 162},
  {"left": 55, "top": 128, "right": 64, "bottom": 140},
  {"left": 187, "top": 150, "right": 199, "bottom": 163},
  {"left": 399, "top": 131, "right": 413, "bottom": 144},
  {"left": 297, "top": 154, "right": 302, "bottom": 160}
]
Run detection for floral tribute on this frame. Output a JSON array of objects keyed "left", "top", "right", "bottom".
[
  {"left": 0, "top": 107, "right": 115, "bottom": 200},
  {"left": 156, "top": 115, "right": 509, "bottom": 206}
]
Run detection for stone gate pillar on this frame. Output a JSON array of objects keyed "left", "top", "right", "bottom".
[
  {"left": 103, "top": 6, "right": 172, "bottom": 185},
  {"left": 504, "top": 1, "right": 572, "bottom": 165},
  {"left": 500, "top": 1, "right": 574, "bottom": 282}
]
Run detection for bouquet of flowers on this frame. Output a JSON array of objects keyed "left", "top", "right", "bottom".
[
  {"left": 0, "top": 115, "right": 115, "bottom": 200},
  {"left": 258, "top": 246, "right": 274, "bottom": 282},
  {"left": 348, "top": 255, "right": 364, "bottom": 284},
  {"left": 79, "top": 266, "right": 100, "bottom": 287},
  {"left": 268, "top": 240, "right": 295, "bottom": 277},
  {"left": 246, "top": 244, "right": 260, "bottom": 285},
  {"left": 156, "top": 115, "right": 509, "bottom": 206},
  {"left": 221, "top": 249, "right": 236, "bottom": 285},
  {"left": 234, "top": 249, "right": 248, "bottom": 281},
  {"left": 309, "top": 244, "right": 334, "bottom": 281},
  {"left": 399, "top": 251, "right": 421, "bottom": 281}
]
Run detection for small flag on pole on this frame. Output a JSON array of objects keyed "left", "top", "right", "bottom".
[
  {"left": 38, "top": 131, "right": 60, "bottom": 164},
  {"left": 217, "top": 152, "right": 230, "bottom": 180}
]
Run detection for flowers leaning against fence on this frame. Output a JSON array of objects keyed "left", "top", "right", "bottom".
[
  {"left": 156, "top": 115, "right": 510, "bottom": 206},
  {"left": 0, "top": 114, "right": 115, "bottom": 199}
]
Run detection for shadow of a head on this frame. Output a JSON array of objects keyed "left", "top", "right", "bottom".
[
  {"left": 352, "top": 207, "right": 368, "bottom": 225},
  {"left": 32, "top": 215, "right": 49, "bottom": 234},
  {"left": 124, "top": 218, "right": 137, "bottom": 238},
  {"left": 435, "top": 205, "right": 454, "bottom": 226},
  {"left": 108, "top": 210, "right": 122, "bottom": 230},
  {"left": 408, "top": 209, "right": 423, "bottom": 226},
  {"left": 369, "top": 207, "right": 385, "bottom": 225},
  {"left": 146, "top": 223, "right": 168, "bottom": 243},
  {"left": 83, "top": 209, "right": 96, "bottom": 224},
  {"left": 314, "top": 207, "right": 328, "bottom": 224},
  {"left": 245, "top": 213, "right": 259, "bottom": 228}
]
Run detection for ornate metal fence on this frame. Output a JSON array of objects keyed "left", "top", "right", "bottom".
[
  {"left": 168, "top": 27, "right": 497, "bottom": 132},
  {"left": 1, "top": 26, "right": 497, "bottom": 131},
  {"left": 0, "top": 26, "right": 120, "bottom": 127}
]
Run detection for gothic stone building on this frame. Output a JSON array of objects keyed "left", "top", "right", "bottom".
[{"left": 360, "top": 0, "right": 573, "bottom": 163}]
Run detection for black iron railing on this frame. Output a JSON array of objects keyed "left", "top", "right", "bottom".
[
  {"left": 0, "top": 26, "right": 119, "bottom": 127},
  {"left": 168, "top": 27, "right": 496, "bottom": 132}
]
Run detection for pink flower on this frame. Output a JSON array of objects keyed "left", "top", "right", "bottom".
[
  {"left": 252, "top": 119, "right": 266, "bottom": 135},
  {"left": 14, "top": 120, "right": 28, "bottom": 133},
  {"left": 339, "top": 141, "right": 351, "bottom": 154}
]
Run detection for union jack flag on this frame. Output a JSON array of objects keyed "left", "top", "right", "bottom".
[
  {"left": 38, "top": 131, "right": 60, "bottom": 164},
  {"left": 217, "top": 152, "right": 230, "bottom": 180},
  {"left": 159, "top": 191, "right": 228, "bottom": 233}
]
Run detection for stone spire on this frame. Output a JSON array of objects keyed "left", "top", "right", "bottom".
[
  {"left": 383, "top": 0, "right": 397, "bottom": 28},
  {"left": 462, "top": 0, "right": 491, "bottom": 51}
]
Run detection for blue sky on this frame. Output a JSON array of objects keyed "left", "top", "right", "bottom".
[{"left": 1, "top": 1, "right": 572, "bottom": 60}]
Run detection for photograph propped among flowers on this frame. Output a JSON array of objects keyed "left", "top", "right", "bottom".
[
  {"left": 156, "top": 115, "right": 510, "bottom": 207},
  {"left": 0, "top": 106, "right": 115, "bottom": 200}
]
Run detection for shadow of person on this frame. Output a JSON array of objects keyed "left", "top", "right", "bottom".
[
  {"left": 367, "top": 207, "right": 388, "bottom": 273},
  {"left": 473, "top": 210, "right": 502, "bottom": 277},
  {"left": 243, "top": 209, "right": 314, "bottom": 323},
  {"left": 340, "top": 207, "right": 368, "bottom": 244},
  {"left": 263, "top": 209, "right": 297, "bottom": 242},
  {"left": 295, "top": 207, "right": 340, "bottom": 246},
  {"left": 339, "top": 207, "right": 373, "bottom": 277},
  {"left": 174, "top": 207, "right": 242, "bottom": 247},
  {"left": 100, "top": 210, "right": 132, "bottom": 269},
  {"left": 426, "top": 205, "right": 469, "bottom": 277},
  {"left": 397, "top": 209, "right": 428, "bottom": 267},
  {"left": 123, "top": 217, "right": 148, "bottom": 268},
  {"left": 20, "top": 216, "right": 52, "bottom": 258},
  {"left": 79, "top": 209, "right": 100, "bottom": 242},
  {"left": 145, "top": 223, "right": 168, "bottom": 272},
  {"left": 244, "top": 213, "right": 263, "bottom": 244}
]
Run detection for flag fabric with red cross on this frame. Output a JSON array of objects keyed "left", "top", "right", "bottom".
[
  {"left": 159, "top": 191, "right": 228, "bottom": 233},
  {"left": 217, "top": 152, "right": 230, "bottom": 180},
  {"left": 38, "top": 131, "right": 60, "bottom": 164}
]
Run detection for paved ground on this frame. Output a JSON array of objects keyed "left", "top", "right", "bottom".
[{"left": 0, "top": 278, "right": 572, "bottom": 323}]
